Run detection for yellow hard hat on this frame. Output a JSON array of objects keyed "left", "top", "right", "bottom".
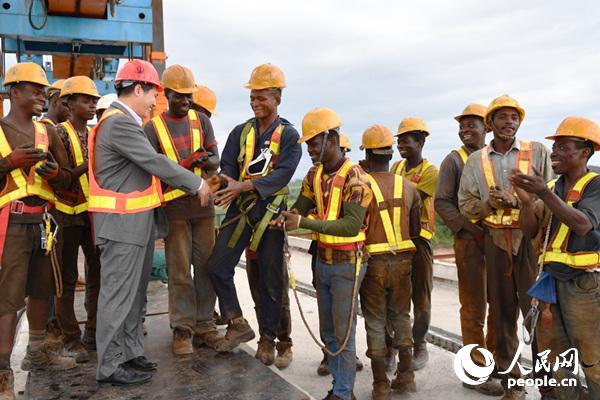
[
  {"left": 244, "top": 63, "right": 286, "bottom": 90},
  {"left": 161, "top": 64, "right": 196, "bottom": 94},
  {"left": 60, "top": 76, "right": 100, "bottom": 98},
  {"left": 396, "top": 117, "right": 429, "bottom": 137},
  {"left": 360, "top": 124, "right": 394, "bottom": 154},
  {"left": 339, "top": 133, "right": 352, "bottom": 152},
  {"left": 192, "top": 85, "right": 217, "bottom": 114},
  {"left": 4, "top": 62, "right": 49, "bottom": 87},
  {"left": 455, "top": 103, "right": 487, "bottom": 122},
  {"left": 485, "top": 95, "right": 525, "bottom": 128},
  {"left": 299, "top": 107, "right": 341, "bottom": 143},
  {"left": 546, "top": 116, "right": 600, "bottom": 151},
  {"left": 47, "top": 79, "right": 66, "bottom": 96}
]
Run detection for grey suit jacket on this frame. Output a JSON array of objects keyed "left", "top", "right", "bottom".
[{"left": 91, "top": 102, "right": 202, "bottom": 246}]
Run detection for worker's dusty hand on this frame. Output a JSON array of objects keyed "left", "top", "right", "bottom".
[
  {"left": 510, "top": 167, "right": 547, "bottom": 197},
  {"left": 281, "top": 210, "right": 301, "bottom": 231},
  {"left": 207, "top": 175, "right": 223, "bottom": 193},
  {"left": 270, "top": 208, "right": 298, "bottom": 230},
  {"left": 197, "top": 179, "right": 214, "bottom": 207},
  {"left": 6, "top": 143, "right": 46, "bottom": 169},
  {"left": 215, "top": 174, "right": 251, "bottom": 207},
  {"left": 488, "top": 186, "right": 517, "bottom": 209},
  {"left": 36, "top": 152, "right": 59, "bottom": 180}
]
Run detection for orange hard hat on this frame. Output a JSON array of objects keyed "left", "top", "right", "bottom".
[
  {"left": 161, "top": 64, "right": 196, "bottom": 94},
  {"left": 115, "top": 59, "right": 163, "bottom": 91},
  {"left": 361, "top": 124, "right": 394, "bottom": 154},
  {"left": 192, "top": 85, "right": 217, "bottom": 114},
  {"left": 339, "top": 133, "right": 352, "bottom": 152},
  {"left": 244, "top": 63, "right": 286, "bottom": 90},
  {"left": 48, "top": 79, "right": 66, "bottom": 96},
  {"left": 485, "top": 95, "right": 525, "bottom": 129},
  {"left": 60, "top": 76, "right": 100, "bottom": 98},
  {"left": 396, "top": 117, "right": 429, "bottom": 137},
  {"left": 455, "top": 103, "right": 487, "bottom": 122},
  {"left": 4, "top": 62, "right": 49, "bottom": 87},
  {"left": 546, "top": 116, "right": 600, "bottom": 151},
  {"left": 299, "top": 107, "right": 342, "bottom": 143}
]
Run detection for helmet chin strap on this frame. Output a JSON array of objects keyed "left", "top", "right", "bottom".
[{"left": 314, "top": 131, "right": 330, "bottom": 166}]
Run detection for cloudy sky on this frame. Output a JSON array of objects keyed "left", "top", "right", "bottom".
[{"left": 164, "top": 0, "right": 600, "bottom": 176}]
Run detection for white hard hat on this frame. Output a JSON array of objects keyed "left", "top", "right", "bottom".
[{"left": 97, "top": 93, "right": 117, "bottom": 110}]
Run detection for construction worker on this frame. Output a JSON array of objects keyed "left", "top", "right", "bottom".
[
  {"left": 0, "top": 62, "right": 77, "bottom": 399},
  {"left": 90, "top": 59, "right": 212, "bottom": 385},
  {"left": 191, "top": 84, "right": 217, "bottom": 118},
  {"left": 95, "top": 93, "right": 117, "bottom": 121},
  {"left": 391, "top": 117, "right": 439, "bottom": 370},
  {"left": 144, "top": 64, "right": 222, "bottom": 355},
  {"left": 458, "top": 95, "right": 554, "bottom": 400},
  {"left": 511, "top": 116, "right": 600, "bottom": 400},
  {"left": 339, "top": 133, "right": 352, "bottom": 156},
  {"left": 274, "top": 107, "right": 371, "bottom": 400},
  {"left": 358, "top": 124, "right": 422, "bottom": 399},
  {"left": 435, "top": 104, "right": 503, "bottom": 396},
  {"left": 40, "top": 79, "right": 69, "bottom": 127},
  {"left": 52, "top": 76, "right": 102, "bottom": 361},
  {"left": 206, "top": 63, "right": 301, "bottom": 364}
]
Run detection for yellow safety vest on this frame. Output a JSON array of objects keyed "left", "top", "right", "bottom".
[
  {"left": 39, "top": 116, "right": 56, "bottom": 127},
  {"left": 480, "top": 140, "right": 532, "bottom": 228},
  {"left": 455, "top": 146, "right": 469, "bottom": 165},
  {"left": 0, "top": 121, "right": 54, "bottom": 208},
  {"left": 238, "top": 122, "right": 283, "bottom": 181},
  {"left": 541, "top": 172, "right": 600, "bottom": 269},
  {"left": 391, "top": 159, "right": 436, "bottom": 240},
  {"left": 54, "top": 121, "right": 89, "bottom": 214},
  {"left": 88, "top": 109, "right": 163, "bottom": 214},
  {"left": 151, "top": 110, "right": 204, "bottom": 203},
  {"left": 313, "top": 159, "right": 366, "bottom": 248},
  {"left": 365, "top": 174, "right": 415, "bottom": 255}
]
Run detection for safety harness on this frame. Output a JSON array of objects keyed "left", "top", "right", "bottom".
[{"left": 54, "top": 121, "right": 89, "bottom": 215}]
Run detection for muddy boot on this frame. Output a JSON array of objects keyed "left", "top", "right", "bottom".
[
  {"left": 21, "top": 345, "right": 77, "bottom": 371},
  {"left": 371, "top": 358, "right": 391, "bottom": 400},
  {"left": 63, "top": 338, "right": 90, "bottom": 363},
  {"left": 172, "top": 328, "right": 193, "bottom": 355},
  {"left": 391, "top": 349, "right": 416, "bottom": 393},
  {"left": 0, "top": 369, "right": 14, "bottom": 400},
  {"left": 82, "top": 334, "right": 96, "bottom": 351},
  {"left": 255, "top": 338, "right": 276, "bottom": 366},
  {"left": 501, "top": 387, "right": 526, "bottom": 400},
  {"left": 317, "top": 351, "right": 330, "bottom": 376},
  {"left": 193, "top": 331, "right": 225, "bottom": 350},
  {"left": 215, "top": 317, "right": 255, "bottom": 353},
  {"left": 462, "top": 379, "right": 504, "bottom": 396},
  {"left": 384, "top": 347, "right": 398, "bottom": 372},
  {"left": 214, "top": 310, "right": 228, "bottom": 326},
  {"left": 274, "top": 341, "right": 293, "bottom": 369},
  {"left": 45, "top": 319, "right": 63, "bottom": 351},
  {"left": 411, "top": 342, "right": 429, "bottom": 371}
]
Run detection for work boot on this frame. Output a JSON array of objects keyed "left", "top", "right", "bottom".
[
  {"left": 384, "top": 347, "right": 398, "bottom": 372},
  {"left": 0, "top": 369, "right": 14, "bottom": 400},
  {"left": 462, "top": 379, "right": 504, "bottom": 396},
  {"left": 63, "top": 339, "right": 90, "bottom": 363},
  {"left": 391, "top": 349, "right": 416, "bottom": 393},
  {"left": 411, "top": 343, "right": 429, "bottom": 371},
  {"left": 215, "top": 317, "right": 255, "bottom": 353},
  {"left": 317, "top": 352, "right": 330, "bottom": 376},
  {"left": 21, "top": 346, "right": 77, "bottom": 371},
  {"left": 214, "top": 310, "right": 228, "bottom": 326},
  {"left": 274, "top": 341, "right": 293, "bottom": 369},
  {"left": 45, "top": 319, "right": 63, "bottom": 351},
  {"left": 321, "top": 391, "right": 357, "bottom": 400},
  {"left": 371, "top": 358, "right": 391, "bottom": 400},
  {"left": 193, "top": 331, "right": 225, "bottom": 350},
  {"left": 255, "top": 338, "right": 276, "bottom": 366},
  {"left": 172, "top": 329, "right": 193, "bottom": 355},
  {"left": 356, "top": 356, "right": 364, "bottom": 371},
  {"left": 82, "top": 335, "right": 96, "bottom": 351},
  {"left": 501, "top": 388, "right": 526, "bottom": 400}
]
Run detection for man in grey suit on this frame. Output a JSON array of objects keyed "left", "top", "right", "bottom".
[{"left": 90, "top": 60, "right": 212, "bottom": 385}]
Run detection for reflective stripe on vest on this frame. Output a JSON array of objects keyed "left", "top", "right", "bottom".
[
  {"left": 151, "top": 110, "right": 203, "bottom": 202},
  {"left": 365, "top": 174, "right": 415, "bottom": 255},
  {"left": 0, "top": 121, "right": 54, "bottom": 208},
  {"left": 392, "top": 159, "right": 436, "bottom": 239},
  {"left": 54, "top": 121, "right": 89, "bottom": 214},
  {"left": 481, "top": 140, "right": 532, "bottom": 228},
  {"left": 541, "top": 172, "right": 600, "bottom": 269},
  {"left": 238, "top": 123, "right": 283, "bottom": 181},
  {"left": 455, "top": 146, "right": 469, "bottom": 165},
  {"left": 88, "top": 108, "right": 163, "bottom": 214},
  {"left": 39, "top": 116, "right": 56, "bottom": 127},
  {"left": 313, "top": 159, "right": 366, "bottom": 248}
]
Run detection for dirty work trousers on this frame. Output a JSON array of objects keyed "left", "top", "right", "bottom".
[
  {"left": 536, "top": 272, "right": 600, "bottom": 399},
  {"left": 246, "top": 257, "right": 292, "bottom": 344},
  {"left": 95, "top": 234, "right": 153, "bottom": 380},
  {"left": 360, "top": 253, "right": 413, "bottom": 358},
  {"left": 454, "top": 235, "right": 495, "bottom": 359},
  {"left": 164, "top": 216, "right": 217, "bottom": 335},
  {"left": 316, "top": 260, "right": 366, "bottom": 400},
  {"left": 56, "top": 224, "right": 101, "bottom": 341},
  {"left": 208, "top": 216, "right": 284, "bottom": 341},
  {"left": 411, "top": 237, "right": 433, "bottom": 346}
]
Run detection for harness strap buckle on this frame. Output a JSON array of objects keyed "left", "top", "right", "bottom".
[{"left": 10, "top": 200, "right": 25, "bottom": 214}]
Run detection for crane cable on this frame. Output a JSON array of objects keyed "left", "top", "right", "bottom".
[{"left": 28, "top": 0, "right": 48, "bottom": 30}]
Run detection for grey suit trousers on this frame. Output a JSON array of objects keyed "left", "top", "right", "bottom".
[{"left": 95, "top": 234, "right": 154, "bottom": 380}]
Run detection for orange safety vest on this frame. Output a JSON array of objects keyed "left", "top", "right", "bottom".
[
  {"left": 87, "top": 109, "right": 163, "bottom": 214},
  {"left": 480, "top": 140, "right": 532, "bottom": 228},
  {"left": 151, "top": 110, "right": 204, "bottom": 203},
  {"left": 39, "top": 116, "right": 56, "bottom": 127},
  {"left": 238, "top": 122, "right": 284, "bottom": 181},
  {"left": 391, "top": 159, "right": 436, "bottom": 240},
  {"left": 54, "top": 121, "right": 89, "bottom": 214},
  {"left": 313, "top": 159, "right": 366, "bottom": 249},
  {"left": 365, "top": 174, "right": 415, "bottom": 255},
  {"left": 541, "top": 172, "right": 600, "bottom": 269}
]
